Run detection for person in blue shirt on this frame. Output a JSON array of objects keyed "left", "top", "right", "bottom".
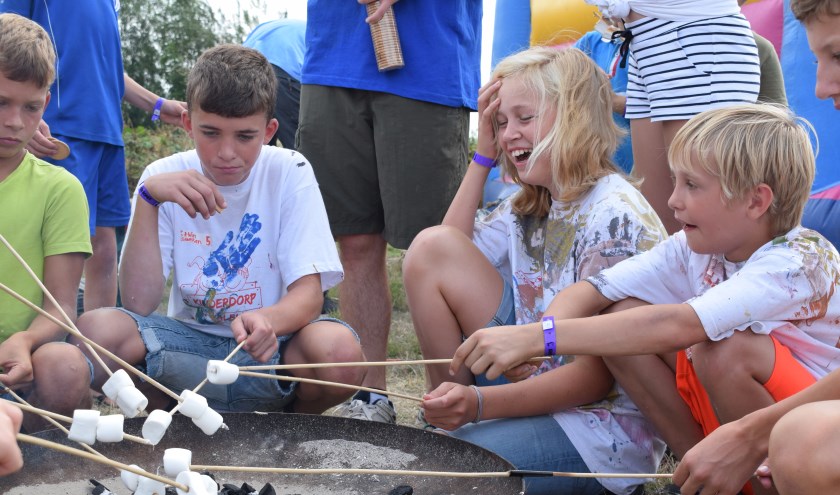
[{"left": 243, "top": 19, "right": 305, "bottom": 150}]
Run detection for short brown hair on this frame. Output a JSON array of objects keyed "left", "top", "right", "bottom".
[
  {"left": 0, "top": 13, "right": 55, "bottom": 89},
  {"left": 186, "top": 44, "right": 276, "bottom": 120},
  {"left": 669, "top": 104, "right": 816, "bottom": 236},
  {"left": 790, "top": 0, "right": 840, "bottom": 23}
]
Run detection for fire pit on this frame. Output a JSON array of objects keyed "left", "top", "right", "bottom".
[{"left": 1, "top": 413, "right": 524, "bottom": 494}]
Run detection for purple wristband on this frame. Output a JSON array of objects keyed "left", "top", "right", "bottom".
[
  {"left": 542, "top": 316, "right": 556, "bottom": 356},
  {"left": 138, "top": 183, "right": 161, "bottom": 207},
  {"left": 472, "top": 151, "right": 497, "bottom": 169},
  {"left": 151, "top": 97, "right": 164, "bottom": 122}
]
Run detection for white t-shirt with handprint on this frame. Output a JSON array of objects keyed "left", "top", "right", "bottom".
[{"left": 130, "top": 146, "right": 342, "bottom": 337}]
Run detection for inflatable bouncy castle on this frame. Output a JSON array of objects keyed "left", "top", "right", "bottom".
[{"left": 487, "top": 0, "right": 839, "bottom": 245}]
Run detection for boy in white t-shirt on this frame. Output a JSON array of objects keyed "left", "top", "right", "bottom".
[
  {"left": 70, "top": 45, "right": 364, "bottom": 414},
  {"left": 452, "top": 103, "right": 840, "bottom": 495}
]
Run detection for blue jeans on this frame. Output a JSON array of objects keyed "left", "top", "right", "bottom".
[
  {"left": 451, "top": 416, "right": 607, "bottom": 495},
  {"left": 120, "top": 310, "right": 357, "bottom": 412}
]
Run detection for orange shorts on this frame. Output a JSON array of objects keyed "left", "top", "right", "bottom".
[{"left": 676, "top": 335, "right": 816, "bottom": 437}]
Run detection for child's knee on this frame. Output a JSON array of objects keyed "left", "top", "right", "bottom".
[
  {"left": 691, "top": 332, "right": 774, "bottom": 383},
  {"left": 404, "top": 226, "right": 459, "bottom": 271},
  {"left": 31, "top": 343, "right": 90, "bottom": 389}
]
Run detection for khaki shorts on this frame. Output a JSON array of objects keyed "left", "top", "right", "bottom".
[{"left": 297, "top": 85, "right": 469, "bottom": 249}]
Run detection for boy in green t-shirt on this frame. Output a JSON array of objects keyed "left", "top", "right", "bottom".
[{"left": 0, "top": 13, "right": 93, "bottom": 431}]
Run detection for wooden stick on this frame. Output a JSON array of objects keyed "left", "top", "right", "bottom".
[
  {"left": 0, "top": 234, "right": 112, "bottom": 376},
  {"left": 17, "top": 434, "right": 187, "bottom": 490},
  {"left": 238, "top": 370, "right": 423, "bottom": 402},
  {"left": 4, "top": 399, "right": 151, "bottom": 446},
  {"left": 190, "top": 464, "right": 671, "bottom": 479},
  {"left": 0, "top": 280, "right": 181, "bottom": 403},
  {"left": 2, "top": 388, "right": 104, "bottom": 457},
  {"left": 239, "top": 356, "right": 552, "bottom": 371}
]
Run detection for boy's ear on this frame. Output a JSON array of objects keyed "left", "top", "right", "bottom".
[
  {"left": 263, "top": 118, "right": 279, "bottom": 145},
  {"left": 182, "top": 111, "right": 193, "bottom": 138},
  {"left": 747, "top": 183, "right": 774, "bottom": 220}
]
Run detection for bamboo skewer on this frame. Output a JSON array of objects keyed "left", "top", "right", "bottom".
[
  {"left": 4, "top": 399, "right": 151, "bottom": 446},
  {"left": 2, "top": 387, "right": 104, "bottom": 457},
  {"left": 170, "top": 339, "right": 248, "bottom": 418},
  {"left": 189, "top": 464, "right": 672, "bottom": 479},
  {"left": 237, "top": 370, "right": 423, "bottom": 402},
  {"left": 17, "top": 433, "right": 187, "bottom": 491},
  {"left": 239, "top": 356, "right": 552, "bottom": 372},
  {"left": 0, "top": 280, "right": 181, "bottom": 403}
]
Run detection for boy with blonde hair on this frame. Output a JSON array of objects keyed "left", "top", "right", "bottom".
[
  {"left": 71, "top": 45, "right": 364, "bottom": 414},
  {"left": 0, "top": 13, "right": 93, "bottom": 431},
  {"left": 452, "top": 103, "right": 840, "bottom": 495}
]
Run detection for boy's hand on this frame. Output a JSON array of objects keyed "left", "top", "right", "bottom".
[
  {"left": 231, "top": 312, "right": 279, "bottom": 363},
  {"left": 673, "top": 419, "right": 768, "bottom": 495},
  {"left": 0, "top": 336, "right": 35, "bottom": 390},
  {"left": 0, "top": 401, "right": 23, "bottom": 476},
  {"left": 142, "top": 170, "right": 226, "bottom": 219},
  {"left": 421, "top": 382, "right": 479, "bottom": 431},
  {"left": 24, "top": 120, "right": 59, "bottom": 158},
  {"left": 450, "top": 324, "right": 543, "bottom": 380},
  {"left": 360, "top": 0, "right": 399, "bottom": 24}
]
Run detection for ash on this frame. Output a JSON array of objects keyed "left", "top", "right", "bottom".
[{"left": 297, "top": 439, "right": 417, "bottom": 469}]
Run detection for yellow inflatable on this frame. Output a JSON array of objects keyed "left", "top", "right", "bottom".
[{"left": 530, "top": 0, "right": 600, "bottom": 47}]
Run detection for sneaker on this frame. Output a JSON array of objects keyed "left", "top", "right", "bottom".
[
  {"left": 415, "top": 408, "right": 436, "bottom": 432},
  {"left": 333, "top": 399, "right": 396, "bottom": 424}
]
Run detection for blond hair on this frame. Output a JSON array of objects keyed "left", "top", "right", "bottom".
[
  {"left": 669, "top": 104, "right": 815, "bottom": 236},
  {"left": 492, "top": 46, "right": 624, "bottom": 217},
  {"left": 187, "top": 44, "right": 276, "bottom": 120},
  {"left": 0, "top": 13, "right": 55, "bottom": 89},
  {"left": 790, "top": 0, "right": 840, "bottom": 23}
]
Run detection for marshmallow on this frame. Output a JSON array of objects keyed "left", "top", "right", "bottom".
[
  {"left": 141, "top": 409, "right": 172, "bottom": 445},
  {"left": 135, "top": 474, "right": 166, "bottom": 495},
  {"left": 178, "top": 390, "right": 209, "bottom": 419},
  {"left": 67, "top": 409, "right": 100, "bottom": 445},
  {"left": 101, "top": 369, "right": 133, "bottom": 401},
  {"left": 206, "top": 359, "right": 239, "bottom": 385},
  {"left": 175, "top": 471, "right": 216, "bottom": 495},
  {"left": 120, "top": 464, "right": 142, "bottom": 491},
  {"left": 163, "top": 448, "right": 193, "bottom": 477},
  {"left": 115, "top": 385, "right": 148, "bottom": 418},
  {"left": 95, "top": 414, "right": 125, "bottom": 443},
  {"left": 191, "top": 407, "right": 224, "bottom": 435}
]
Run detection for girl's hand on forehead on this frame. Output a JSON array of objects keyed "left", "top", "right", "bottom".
[{"left": 476, "top": 79, "right": 502, "bottom": 159}]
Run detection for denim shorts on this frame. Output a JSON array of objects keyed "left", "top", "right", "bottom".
[
  {"left": 118, "top": 309, "right": 357, "bottom": 412},
  {"left": 474, "top": 279, "right": 516, "bottom": 387}
]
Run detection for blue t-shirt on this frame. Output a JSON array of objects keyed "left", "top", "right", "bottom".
[
  {"left": 243, "top": 19, "right": 306, "bottom": 81},
  {"left": 303, "top": 0, "right": 482, "bottom": 110},
  {"left": 574, "top": 31, "right": 633, "bottom": 173},
  {"left": 1, "top": 0, "right": 125, "bottom": 146}
]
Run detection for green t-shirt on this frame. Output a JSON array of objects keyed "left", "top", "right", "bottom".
[{"left": 0, "top": 153, "right": 92, "bottom": 342}]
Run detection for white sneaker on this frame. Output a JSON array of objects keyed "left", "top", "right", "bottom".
[{"left": 333, "top": 399, "right": 396, "bottom": 424}]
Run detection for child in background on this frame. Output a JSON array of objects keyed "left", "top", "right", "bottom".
[
  {"left": 586, "top": 0, "right": 761, "bottom": 233},
  {"left": 454, "top": 104, "right": 840, "bottom": 495},
  {"left": 404, "top": 47, "right": 666, "bottom": 495},
  {"left": 0, "top": 13, "right": 92, "bottom": 431},
  {"left": 71, "top": 45, "right": 364, "bottom": 415}
]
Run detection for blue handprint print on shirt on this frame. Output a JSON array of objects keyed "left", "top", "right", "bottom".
[{"left": 202, "top": 213, "right": 262, "bottom": 290}]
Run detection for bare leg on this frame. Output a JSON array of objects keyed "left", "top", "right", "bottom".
[
  {"left": 283, "top": 320, "right": 365, "bottom": 413},
  {"left": 23, "top": 343, "right": 92, "bottom": 431},
  {"left": 403, "top": 226, "right": 504, "bottom": 389},
  {"left": 630, "top": 118, "right": 682, "bottom": 234},
  {"left": 336, "top": 233, "right": 390, "bottom": 391},
  {"left": 83, "top": 226, "right": 118, "bottom": 311},
  {"left": 769, "top": 401, "right": 840, "bottom": 495}
]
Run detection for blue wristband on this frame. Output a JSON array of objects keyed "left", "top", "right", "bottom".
[
  {"left": 151, "top": 97, "right": 164, "bottom": 122},
  {"left": 138, "top": 183, "right": 161, "bottom": 207},
  {"left": 472, "top": 151, "right": 497, "bottom": 168},
  {"left": 542, "top": 316, "right": 556, "bottom": 356}
]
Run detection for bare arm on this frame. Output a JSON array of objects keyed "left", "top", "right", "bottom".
[
  {"left": 453, "top": 280, "right": 707, "bottom": 380},
  {"left": 0, "top": 252, "right": 84, "bottom": 388},
  {"left": 441, "top": 79, "right": 502, "bottom": 236},
  {"left": 230, "top": 273, "right": 324, "bottom": 362},
  {"left": 122, "top": 74, "right": 187, "bottom": 128}
]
